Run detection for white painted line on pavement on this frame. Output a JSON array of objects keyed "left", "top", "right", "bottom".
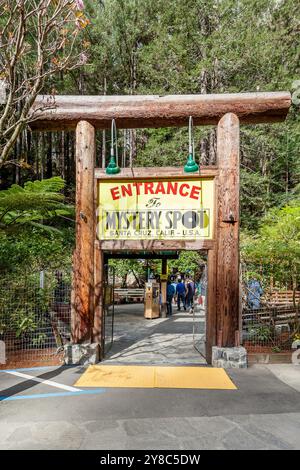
[{"left": 3, "top": 370, "right": 82, "bottom": 392}]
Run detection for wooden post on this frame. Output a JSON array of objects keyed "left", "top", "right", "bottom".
[
  {"left": 215, "top": 113, "right": 240, "bottom": 347},
  {"left": 71, "top": 120, "right": 95, "bottom": 343}
]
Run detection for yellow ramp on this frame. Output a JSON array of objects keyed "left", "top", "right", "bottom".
[
  {"left": 75, "top": 365, "right": 155, "bottom": 389},
  {"left": 155, "top": 366, "right": 236, "bottom": 389},
  {"left": 75, "top": 365, "right": 237, "bottom": 390}
]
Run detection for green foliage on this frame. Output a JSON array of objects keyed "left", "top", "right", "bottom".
[
  {"left": 0, "top": 177, "right": 74, "bottom": 273},
  {"left": 0, "top": 177, "right": 74, "bottom": 233},
  {"left": 0, "top": 273, "right": 50, "bottom": 335},
  {"left": 241, "top": 199, "right": 300, "bottom": 286},
  {"left": 109, "top": 259, "right": 146, "bottom": 287},
  {"left": 240, "top": 169, "right": 271, "bottom": 230},
  {"left": 0, "top": 270, "right": 71, "bottom": 338},
  {"left": 108, "top": 251, "right": 205, "bottom": 286},
  {"left": 1, "top": 0, "right": 300, "bottom": 288},
  {"left": 248, "top": 325, "right": 274, "bottom": 342},
  {"left": 168, "top": 252, "right": 205, "bottom": 276},
  {"left": 79, "top": 0, "right": 300, "bottom": 229},
  {"left": 0, "top": 227, "right": 74, "bottom": 273}
]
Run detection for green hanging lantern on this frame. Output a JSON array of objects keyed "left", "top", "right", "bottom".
[
  {"left": 106, "top": 119, "right": 120, "bottom": 175},
  {"left": 184, "top": 116, "right": 199, "bottom": 173}
]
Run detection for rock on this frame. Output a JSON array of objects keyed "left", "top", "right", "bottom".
[
  {"left": 212, "top": 346, "right": 247, "bottom": 369},
  {"left": 64, "top": 342, "right": 100, "bottom": 365}
]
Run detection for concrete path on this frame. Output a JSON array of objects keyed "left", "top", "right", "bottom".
[
  {"left": 103, "top": 303, "right": 206, "bottom": 365},
  {"left": 265, "top": 364, "right": 300, "bottom": 392},
  {"left": 0, "top": 364, "right": 300, "bottom": 449}
]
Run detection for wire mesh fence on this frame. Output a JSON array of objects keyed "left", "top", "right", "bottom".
[
  {"left": 241, "top": 263, "right": 300, "bottom": 354},
  {"left": 0, "top": 270, "right": 71, "bottom": 369},
  {"left": 1, "top": 263, "right": 299, "bottom": 367},
  {"left": 242, "top": 306, "right": 299, "bottom": 353}
]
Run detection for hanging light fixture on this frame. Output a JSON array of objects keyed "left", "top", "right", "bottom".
[
  {"left": 106, "top": 119, "right": 120, "bottom": 175},
  {"left": 184, "top": 116, "right": 199, "bottom": 173}
]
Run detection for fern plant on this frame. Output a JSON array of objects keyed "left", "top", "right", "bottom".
[{"left": 0, "top": 177, "right": 74, "bottom": 234}]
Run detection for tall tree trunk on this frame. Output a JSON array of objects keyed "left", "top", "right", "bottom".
[
  {"left": 41, "top": 133, "right": 45, "bottom": 180},
  {"left": 122, "top": 129, "right": 126, "bottom": 167},
  {"left": 65, "top": 131, "right": 71, "bottom": 185},
  {"left": 209, "top": 128, "right": 217, "bottom": 165},
  {"left": 129, "top": 129, "right": 136, "bottom": 168},
  {"left": 101, "top": 77, "right": 107, "bottom": 169},
  {"left": 200, "top": 137, "right": 209, "bottom": 165},
  {"left": 102, "top": 130, "right": 106, "bottom": 169},
  {"left": 60, "top": 131, "right": 65, "bottom": 179},
  {"left": 26, "top": 130, "right": 32, "bottom": 167},
  {"left": 46, "top": 132, "right": 53, "bottom": 178}
]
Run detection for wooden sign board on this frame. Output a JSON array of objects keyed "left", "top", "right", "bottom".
[{"left": 97, "top": 177, "right": 215, "bottom": 241}]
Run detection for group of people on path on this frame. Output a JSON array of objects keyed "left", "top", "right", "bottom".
[{"left": 166, "top": 277, "right": 195, "bottom": 316}]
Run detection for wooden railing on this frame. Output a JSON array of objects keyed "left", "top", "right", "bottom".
[
  {"left": 243, "top": 306, "right": 299, "bottom": 327},
  {"left": 263, "top": 290, "right": 300, "bottom": 306},
  {"left": 114, "top": 288, "right": 145, "bottom": 303}
]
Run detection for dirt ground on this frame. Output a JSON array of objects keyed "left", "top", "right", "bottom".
[{"left": 0, "top": 348, "right": 63, "bottom": 370}]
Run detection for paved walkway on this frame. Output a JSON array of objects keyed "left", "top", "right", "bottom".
[
  {"left": 1, "top": 305, "right": 300, "bottom": 450},
  {"left": 0, "top": 364, "right": 300, "bottom": 449},
  {"left": 103, "top": 303, "right": 206, "bottom": 365}
]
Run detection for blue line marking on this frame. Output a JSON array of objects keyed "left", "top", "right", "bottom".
[{"left": 0, "top": 388, "right": 105, "bottom": 401}]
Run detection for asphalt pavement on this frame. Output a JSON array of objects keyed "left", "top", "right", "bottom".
[{"left": 0, "top": 363, "right": 300, "bottom": 450}]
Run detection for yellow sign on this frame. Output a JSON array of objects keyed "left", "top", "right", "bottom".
[{"left": 97, "top": 178, "right": 214, "bottom": 240}]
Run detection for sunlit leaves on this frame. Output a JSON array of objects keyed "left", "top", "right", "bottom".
[
  {"left": 0, "top": 177, "right": 72, "bottom": 232},
  {"left": 241, "top": 199, "right": 300, "bottom": 285}
]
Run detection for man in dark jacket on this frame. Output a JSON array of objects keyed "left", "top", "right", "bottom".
[
  {"left": 167, "top": 280, "right": 176, "bottom": 316},
  {"left": 176, "top": 278, "right": 186, "bottom": 311}
]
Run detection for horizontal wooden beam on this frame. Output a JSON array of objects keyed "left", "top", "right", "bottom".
[
  {"left": 103, "top": 252, "right": 180, "bottom": 260},
  {"left": 94, "top": 166, "right": 218, "bottom": 179},
  {"left": 30, "top": 92, "right": 291, "bottom": 131},
  {"left": 98, "top": 239, "right": 215, "bottom": 252}
]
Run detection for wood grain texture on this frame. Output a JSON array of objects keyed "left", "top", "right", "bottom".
[
  {"left": 71, "top": 121, "right": 95, "bottom": 343},
  {"left": 95, "top": 167, "right": 218, "bottom": 179},
  {"left": 30, "top": 92, "right": 291, "bottom": 131},
  {"left": 99, "top": 239, "right": 215, "bottom": 251},
  {"left": 215, "top": 113, "right": 240, "bottom": 347}
]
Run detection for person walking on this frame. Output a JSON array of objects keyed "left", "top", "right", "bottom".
[
  {"left": 176, "top": 278, "right": 186, "bottom": 311},
  {"left": 171, "top": 279, "right": 177, "bottom": 305},
  {"left": 166, "top": 280, "right": 176, "bottom": 316},
  {"left": 185, "top": 276, "right": 195, "bottom": 312}
]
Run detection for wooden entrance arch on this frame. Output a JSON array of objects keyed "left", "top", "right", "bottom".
[{"left": 31, "top": 92, "right": 291, "bottom": 363}]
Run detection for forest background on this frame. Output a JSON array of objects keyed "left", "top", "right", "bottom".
[{"left": 0, "top": 0, "right": 299, "bottom": 290}]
